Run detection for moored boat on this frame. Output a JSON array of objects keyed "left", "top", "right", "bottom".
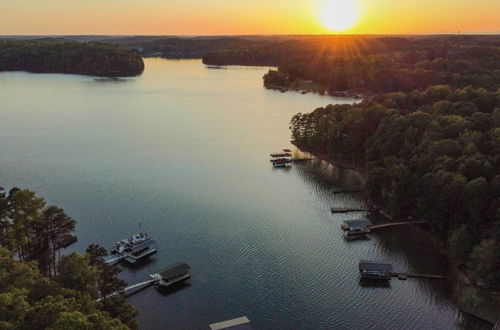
[
  {"left": 106, "top": 231, "right": 158, "bottom": 265},
  {"left": 270, "top": 150, "right": 292, "bottom": 168}
]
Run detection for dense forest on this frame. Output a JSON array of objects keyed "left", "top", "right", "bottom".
[
  {"left": 0, "top": 188, "right": 138, "bottom": 329},
  {"left": 0, "top": 39, "right": 144, "bottom": 77},
  {"left": 290, "top": 85, "right": 500, "bottom": 288},
  {"left": 109, "top": 36, "right": 275, "bottom": 59},
  {"left": 202, "top": 35, "right": 500, "bottom": 93}
]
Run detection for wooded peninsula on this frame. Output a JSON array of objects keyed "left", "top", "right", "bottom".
[
  {"left": 0, "top": 188, "right": 138, "bottom": 329},
  {"left": 0, "top": 39, "right": 144, "bottom": 77}
]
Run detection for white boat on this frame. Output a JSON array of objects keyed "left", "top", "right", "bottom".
[{"left": 106, "top": 231, "right": 158, "bottom": 264}]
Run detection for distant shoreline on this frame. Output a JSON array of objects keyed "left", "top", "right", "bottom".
[{"left": 0, "top": 39, "right": 144, "bottom": 77}]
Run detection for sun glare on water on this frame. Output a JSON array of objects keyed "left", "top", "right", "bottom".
[{"left": 320, "top": 0, "right": 359, "bottom": 32}]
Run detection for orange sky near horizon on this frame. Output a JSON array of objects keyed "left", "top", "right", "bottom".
[{"left": 1, "top": 0, "right": 499, "bottom": 35}]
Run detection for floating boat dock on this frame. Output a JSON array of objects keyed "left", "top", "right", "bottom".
[
  {"left": 156, "top": 262, "right": 191, "bottom": 287},
  {"left": 344, "top": 227, "right": 371, "bottom": 238},
  {"left": 209, "top": 316, "right": 253, "bottom": 330},
  {"left": 341, "top": 219, "right": 373, "bottom": 230},
  {"left": 358, "top": 260, "right": 446, "bottom": 281},
  {"left": 270, "top": 150, "right": 292, "bottom": 168},
  {"left": 359, "top": 261, "right": 393, "bottom": 280},
  {"left": 104, "top": 232, "right": 158, "bottom": 265}
]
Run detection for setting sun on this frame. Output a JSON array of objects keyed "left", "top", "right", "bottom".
[{"left": 320, "top": 0, "right": 359, "bottom": 32}]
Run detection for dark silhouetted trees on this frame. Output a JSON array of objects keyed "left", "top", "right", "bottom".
[
  {"left": 0, "top": 189, "right": 138, "bottom": 329},
  {"left": 0, "top": 39, "right": 144, "bottom": 77},
  {"left": 290, "top": 86, "right": 500, "bottom": 286}
]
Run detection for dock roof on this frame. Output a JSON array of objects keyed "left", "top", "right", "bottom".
[
  {"left": 359, "top": 260, "right": 393, "bottom": 272},
  {"left": 159, "top": 262, "right": 190, "bottom": 279}
]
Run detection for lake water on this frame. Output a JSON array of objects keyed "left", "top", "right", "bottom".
[{"left": 0, "top": 59, "right": 489, "bottom": 329}]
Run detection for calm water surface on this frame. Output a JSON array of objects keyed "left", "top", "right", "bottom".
[{"left": 0, "top": 59, "right": 489, "bottom": 329}]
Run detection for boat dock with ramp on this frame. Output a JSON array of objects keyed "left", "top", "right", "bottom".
[
  {"left": 97, "top": 262, "right": 191, "bottom": 302},
  {"left": 359, "top": 260, "right": 447, "bottom": 281}
]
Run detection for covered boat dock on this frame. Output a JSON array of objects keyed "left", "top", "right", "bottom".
[
  {"left": 341, "top": 219, "right": 373, "bottom": 231},
  {"left": 123, "top": 238, "right": 158, "bottom": 263},
  {"left": 359, "top": 260, "right": 393, "bottom": 280},
  {"left": 157, "top": 262, "right": 191, "bottom": 287}
]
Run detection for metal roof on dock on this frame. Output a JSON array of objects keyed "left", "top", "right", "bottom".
[{"left": 159, "top": 262, "right": 191, "bottom": 279}]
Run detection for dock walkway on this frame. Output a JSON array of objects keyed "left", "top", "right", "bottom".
[
  {"left": 390, "top": 272, "right": 447, "bottom": 280},
  {"left": 369, "top": 220, "right": 426, "bottom": 230},
  {"left": 96, "top": 278, "right": 160, "bottom": 302}
]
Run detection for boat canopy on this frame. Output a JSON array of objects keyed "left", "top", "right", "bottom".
[{"left": 159, "top": 262, "right": 191, "bottom": 280}]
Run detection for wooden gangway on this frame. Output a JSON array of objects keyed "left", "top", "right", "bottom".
[
  {"left": 390, "top": 272, "right": 447, "bottom": 280},
  {"left": 369, "top": 220, "right": 426, "bottom": 230},
  {"left": 96, "top": 277, "right": 160, "bottom": 302}
]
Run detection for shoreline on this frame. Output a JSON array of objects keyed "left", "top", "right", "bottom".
[
  {"left": 291, "top": 141, "right": 364, "bottom": 172},
  {"left": 265, "top": 83, "right": 370, "bottom": 99},
  {"left": 293, "top": 141, "right": 498, "bottom": 325}
]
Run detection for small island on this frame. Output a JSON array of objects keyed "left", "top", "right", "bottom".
[{"left": 0, "top": 39, "right": 144, "bottom": 77}]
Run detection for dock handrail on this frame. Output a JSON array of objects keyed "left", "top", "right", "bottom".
[{"left": 96, "top": 275, "right": 161, "bottom": 302}]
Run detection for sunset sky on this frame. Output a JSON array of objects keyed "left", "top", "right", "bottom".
[{"left": 1, "top": 0, "right": 499, "bottom": 35}]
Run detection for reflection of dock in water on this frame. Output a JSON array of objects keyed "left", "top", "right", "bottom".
[{"left": 331, "top": 207, "right": 378, "bottom": 213}]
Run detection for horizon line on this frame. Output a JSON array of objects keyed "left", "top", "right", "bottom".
[{"left": 1, "top": 32, "right": 500, "bottom": 37}]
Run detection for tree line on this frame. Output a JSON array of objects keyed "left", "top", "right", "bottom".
[
  {"left": 112, "top": 36, "right": 272, "bottom": 59},
  {"left": 0, "top": 39, "right": 144, "bottom": 77},
  {"left": 202, "top": 35, "right": 500, "bottom": 93},
  {"left": 290, "top": 85, "right": 500, "bottom": 288},
  {"left": 0, "top": 188, "right": 138, "bottom": 329}
]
